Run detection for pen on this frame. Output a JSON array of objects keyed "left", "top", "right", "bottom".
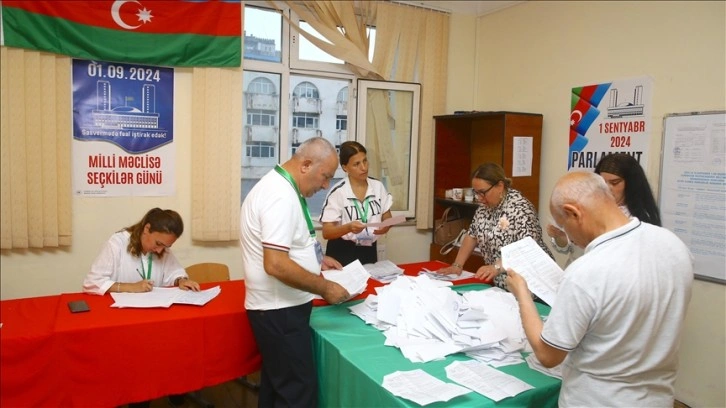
[{"left": 136, "top": 268, "right": 144, "bottom": 280}]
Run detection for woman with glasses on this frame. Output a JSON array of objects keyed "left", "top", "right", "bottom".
[
  {"left": 83, "top": 207, "right": 200, "bottom": 295},
  {"left": 319, "top": 141, "right": 393, "bottom": 266},
  {"left": 436, "top": 163, "right": 553, "bottom": 292},
  {"left": 547, "top": 153, "right": 661, "bottom": 265}
]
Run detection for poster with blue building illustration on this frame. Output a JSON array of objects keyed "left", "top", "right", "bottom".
[
  {"left": 568, "top": 76, "right": 653, "bottom": 172},
  {"left": 72, "top": 59, "right": 174, "bottom": 196}
]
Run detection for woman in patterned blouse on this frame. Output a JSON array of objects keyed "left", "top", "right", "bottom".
[{"left": 437, "top": 163, "right": 554, "bottom": 292}]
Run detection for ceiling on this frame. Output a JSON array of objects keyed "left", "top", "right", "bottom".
[{"left": 393, "top": 1, "right": 525, "bottom": 16}]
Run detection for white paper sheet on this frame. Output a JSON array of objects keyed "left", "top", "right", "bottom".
[
  {"left": 445, "top": 360, "right": 533, "bottom": 402},
  {"left": 365, "top": 215, "right": 406, "bottom": 228},
  {"left": 382, "top": 369, "right": 471, "bottom": 406},
  {"left": 110, "top": 286, "right": 221, "bottom": 308},
  {"left": 319, "top": 259, "right": 371, "bottom": 299},
  {"left": 500, "top": 236, "right": 565, "bottom": 305}
]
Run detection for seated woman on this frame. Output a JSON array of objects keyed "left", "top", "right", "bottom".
[
  {"left": 437, "top": 163, "right": 553, "bottom": 291},
  {"left": 319, "top": 141, "right": 393, "bottom": 266},
  {"left": 83, "top": 207, "right": 200, "bottom": 294},
  {"left": 547, "top": 153, "right": 661, "bottom": 265}
]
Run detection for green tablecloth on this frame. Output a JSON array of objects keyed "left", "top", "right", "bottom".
[{"left": 311, "top": 284, "right": 561, "bottom": 407}]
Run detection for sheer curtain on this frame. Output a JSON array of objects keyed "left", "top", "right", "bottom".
[
  {"left": 0, "top": 48, "right": 72, "bottom": 249},
  {"left": 372, "top": 2, "right": 449, "bottom": 229},
  {"left": 274, "top": 0, "right": 382, "bottom": 79},
  {"left": 277, "top": 0, "right": 448, "bottom": 228}
]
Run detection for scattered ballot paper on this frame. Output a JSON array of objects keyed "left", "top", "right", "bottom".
[
  {"left": 445, "top": 360, "right": 534, "bottom": 402},
  {"left": 364, "top": 260, "right": 404, "bottom": 283},
  {"left": 419, "top": 268, "right": 475, "bottom": 281},
  {"left": 500, "top": 236, "right": 565, "bottom": 305},
  {"left": 319, "top": 259, "right": 371, "bottom": 299},
  {"left": 382, "top": 369, "right": 471, "bottom": 406},
  {"left": 110, "top": 286, "right": 221, "bottom": 308},
  {"left": 366, "top": 215, "right": 406, "bottom": 229}
]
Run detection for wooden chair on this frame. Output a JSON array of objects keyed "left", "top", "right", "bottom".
[
  {"left": 175, "top": 263, "right": 231, "bottom": 408},
  {"left": 185, "top": 262, "right": 230, "bottom": 283}
]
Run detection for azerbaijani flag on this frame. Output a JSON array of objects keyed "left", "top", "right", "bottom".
[{"left": 0, "top": 0, "right": 241, "bottom": 67}]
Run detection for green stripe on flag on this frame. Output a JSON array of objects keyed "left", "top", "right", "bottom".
[{"left": 2, "top": 6, "right": 240, "bottom": 67}]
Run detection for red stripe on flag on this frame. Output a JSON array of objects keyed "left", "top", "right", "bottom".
[
  {"left": 578, "top": 85, "right": 596, "bottom": 103},
  {"left": 2, "top": 0, "right": 240, "bottom": 36}
]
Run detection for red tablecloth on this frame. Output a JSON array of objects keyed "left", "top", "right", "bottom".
[
  {"left": 314, "top": 260, "right": 485, "bottom": 306},
  {"left": 1, "top": 280, "right": 261, "bottom": 408}
]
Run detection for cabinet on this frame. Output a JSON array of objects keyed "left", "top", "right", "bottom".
[{"left": 430, "top": 111, "right": 543, "bottom": 270}]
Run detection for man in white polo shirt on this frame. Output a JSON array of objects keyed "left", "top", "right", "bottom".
[
  {"left": 240, "top": 137, "right": 349, "bottom": 408},
  {"left": 507, "top": 171, "right": 693, "bottom": 407}
]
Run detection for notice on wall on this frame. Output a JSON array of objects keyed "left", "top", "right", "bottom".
[
  {"left": 72, "top": 59, "right": 175, "bottom": 196},
  {"left": 512, "top": 136, "right": 533, "bottom": 177},
  {"left": 659, "top": 111, "right": 726, "bottom": 284},
  {"left": 568, "top": 76, "right": 653, "bottom": 171}
]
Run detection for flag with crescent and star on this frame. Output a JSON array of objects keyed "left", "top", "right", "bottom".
[
  {"left": 568, "top": 82, "right": 611, "bottom": 169},
  {"left": 0, "top": 0, "right": 241, "bottom": 67}
]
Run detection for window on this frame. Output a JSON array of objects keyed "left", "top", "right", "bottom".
[{"left": 241, "top": 3, "right": 418, "bottom": 220}]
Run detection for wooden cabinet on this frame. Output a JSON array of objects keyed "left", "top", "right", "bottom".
[{"left": 430, "top": 111, "right": 543, "bottom": 270}]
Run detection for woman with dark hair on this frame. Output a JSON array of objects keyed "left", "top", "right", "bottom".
[
  {"left": 319, "top": 141, "right": 393, "bottom": 265},
  {"left": 83, "top": 207, "right": 200, "bottom": 295},
  {"left": 437, "top": 162, "right": 553, "bottom": 291},
  {"left": 548, "top": 153, "right": 661, "bottom": 263}
]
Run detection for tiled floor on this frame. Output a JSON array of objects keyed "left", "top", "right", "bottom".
[{"left": 146, "top": 375, "right": 259, "bottom": 408}]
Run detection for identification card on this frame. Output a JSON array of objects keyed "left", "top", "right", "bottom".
[{"left": 314, "top": 240, "right": 324, "bottom": 265}]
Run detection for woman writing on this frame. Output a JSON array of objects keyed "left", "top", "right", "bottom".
[
  {"left": 319, "top": 141, "right": 393, "bottom": 266},
  {"left": 83, "top": 207, "right": 200, "bottom": 295},
  {"left": 437, "top": 163, "right": 553, "bottom": 291},
  {"left": 548, "top": 153, "right": 661, "bottom": 262}
]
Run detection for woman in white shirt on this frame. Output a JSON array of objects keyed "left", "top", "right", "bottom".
[
  {"left": 319, "top": 141, "right": 393, "bottom": 266},
  {"left": 83, "top": 207, "right": 200, "bottom": 295}
]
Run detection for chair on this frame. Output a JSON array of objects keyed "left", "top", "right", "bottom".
[
  {"left": 175, "top": 263, "right": 231, "bottom": 408},
  {"left": 185, "top": 262, "right": 231, "bottom": 283}
]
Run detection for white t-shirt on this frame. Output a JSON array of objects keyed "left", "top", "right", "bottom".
[
  {"left": 83, "top": 230, "right": 186, "bottom": 295},
  {"left": 319, "top": 175, "right": 392, "bottom": 244},
  {"left": 542, "top": 218, "right": 693, "bottom": 407},
  {"left": 241, "top": 168, "right": 321, "bottom": 310}
]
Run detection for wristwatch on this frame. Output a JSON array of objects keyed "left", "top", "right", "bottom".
[{"left": 175, "top": 276, "right": 188, "bottom": 286}]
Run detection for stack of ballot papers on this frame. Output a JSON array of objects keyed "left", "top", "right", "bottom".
[
  {"left": 363, "top": 260, "right": 404, "bottom": 283},
  {"left": 418, "top": 268, "right": 476, "bottom": 281},
  {"left": 110, "top": 286, "right": 221, "bottom": 308},
  {"left": 348, "top": 275, "right": 528, "bottom": 365},
  {"left": 318, "top": 259, "right": 371, "bottom": 299}
]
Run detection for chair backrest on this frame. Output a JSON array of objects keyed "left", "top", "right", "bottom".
[{"left": 185, "top": 262, "right": 231, "bottom": 284}]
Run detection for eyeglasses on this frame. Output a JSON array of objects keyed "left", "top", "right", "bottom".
[{"left": 473, "top": 183, "right": 496, "bottom": 197}]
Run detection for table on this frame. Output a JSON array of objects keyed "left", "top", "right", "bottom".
[
  {"left": 311, "top": 262, "right": 561, "bottom": 407},
  {"left": 1, "top": 280, "right": 261, "bottom": 407}
]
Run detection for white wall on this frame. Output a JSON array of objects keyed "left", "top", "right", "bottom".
[{"left": 466, "top": 1, "right": 725, "bottom": 406}]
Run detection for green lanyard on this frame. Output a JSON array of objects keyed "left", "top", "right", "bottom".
[
  {"left": 274, "top": 165, "right": 316, "bottom": 237},
  {"left": 350, "top": 197, "right": 371, "bottom": 223},
  {"left": 139, "top": 253, "right": 152, "bottom": 280}
]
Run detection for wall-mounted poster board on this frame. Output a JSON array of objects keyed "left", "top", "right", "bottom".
[{"left": 659, "top": 111, "right": 725, "bottom": 284}]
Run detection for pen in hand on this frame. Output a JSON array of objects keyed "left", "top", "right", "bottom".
[{"left": 136, "top": 268, "right": 144, "bottom": 280}]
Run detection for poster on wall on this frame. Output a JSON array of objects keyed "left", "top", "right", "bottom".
[
  {"left": 72, "top": 59, "right": 175, "bottom": 196},
  {"left": 568, "top": 76, "right": 653, "bottom": 171}
]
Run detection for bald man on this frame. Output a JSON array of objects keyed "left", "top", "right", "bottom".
[
  {"left": 507, "top": 171, "right": 693, "bottom": 407},
  {"left": 241, "top": 137, "right": 349, "bottom": 408}
]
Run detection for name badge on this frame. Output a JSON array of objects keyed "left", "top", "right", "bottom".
[{"left": 314, "top": 240, "right": 324, "bottom": 265}]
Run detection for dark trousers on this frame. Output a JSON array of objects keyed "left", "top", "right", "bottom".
[
  {"left": 325, "top": 238, "right": 377, "bottom": 266},
  {"left": 247, "top": 302, "right": 317, "bottom": 408}
]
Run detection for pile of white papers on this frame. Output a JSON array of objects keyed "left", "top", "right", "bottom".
[
  {"left": 348, "top": 275, "right": 528, "bottom": 365},
  {"left": 364, "top": 260, "right": 404, "bottom": 283},
  {"left": 110, "top": 286, "right": 221, "bottom": 308},
  {"left": 418, "top": 268, "right": 476, "bottom": 281},
  {"left": 319, "top": 260, "right": 371, "bottom": 299}
]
